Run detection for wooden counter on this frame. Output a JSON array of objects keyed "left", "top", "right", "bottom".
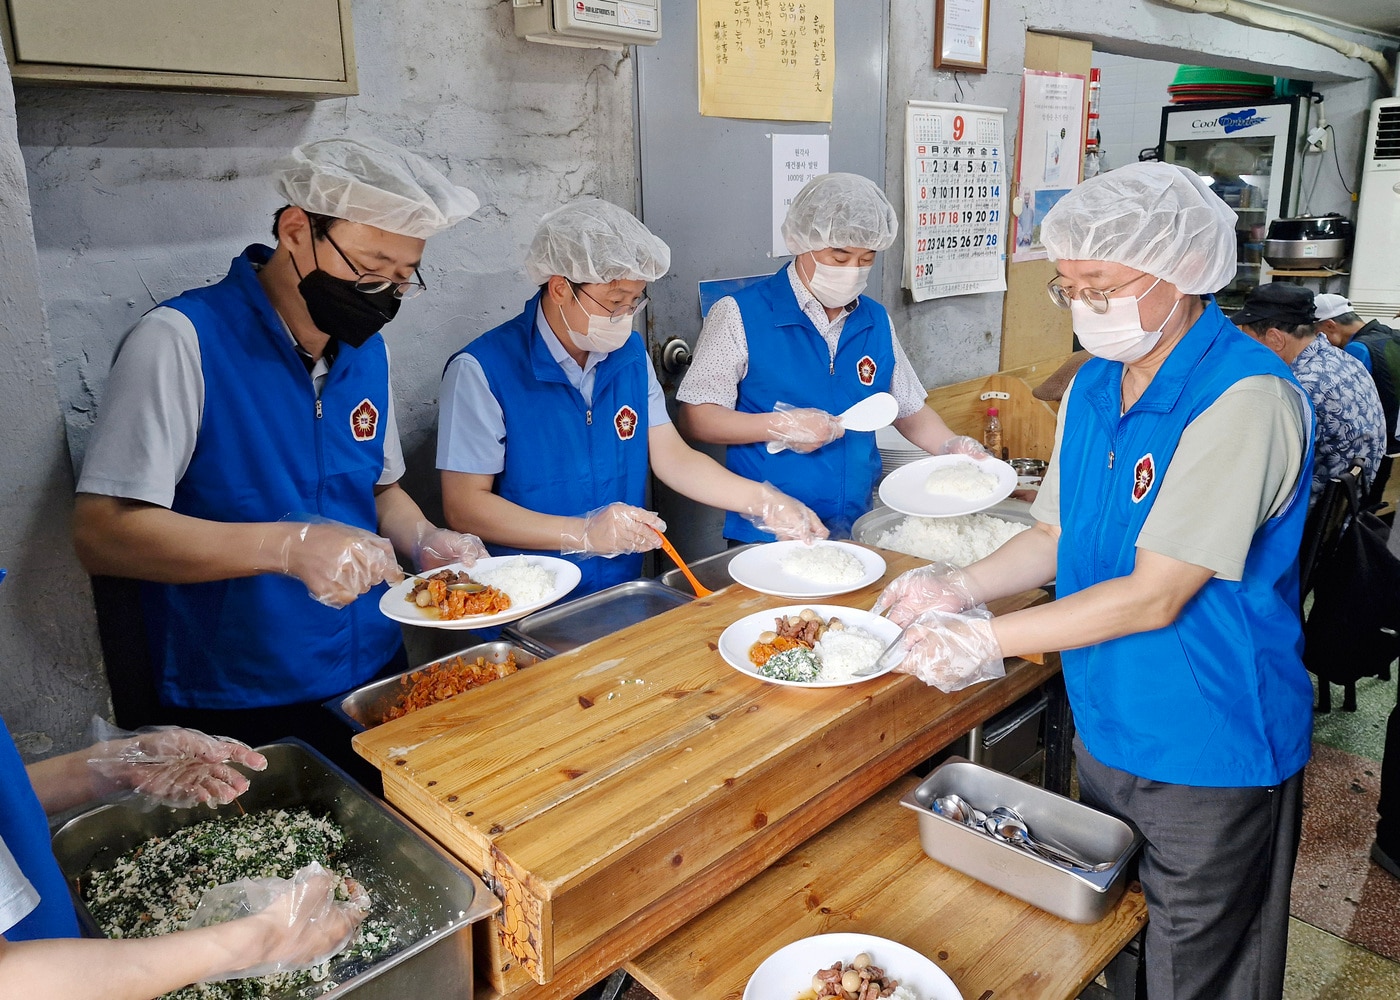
[{"left": 355, "top": 552, "right": 1056, "bottom": 1000}]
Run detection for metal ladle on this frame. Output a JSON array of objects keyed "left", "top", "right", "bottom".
[{"left": 984, "top": 807, "right": 1113, "bottom": 872}]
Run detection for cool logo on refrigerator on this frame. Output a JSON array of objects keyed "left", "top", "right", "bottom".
[
  {"left": 350, "top": 399, "right": 379, "bottom": 442},
  {"left": 1131, "top": 453, "right": 1156, "bottom": 503}
]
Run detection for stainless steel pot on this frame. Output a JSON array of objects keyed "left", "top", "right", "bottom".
[{"left": 1261, "top": 213, "right": 1354, "bottom": 270}]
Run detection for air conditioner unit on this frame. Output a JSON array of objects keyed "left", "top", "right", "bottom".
[
  {"left": 513, "top": 0, "right": 660, "bottom": 49},
  {"left": 1348, "top": 97, "right": 1400, "bottom": 321}
]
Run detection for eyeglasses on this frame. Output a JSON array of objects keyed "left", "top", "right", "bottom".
[
  {"left": 321, "top": 231, "right": 428, "bottom": 300},
  {"left": 576, "top": 285, "right": 649, "bottom": 324},
  {"left": 1046, "top": 271, "right": 1152, "bottom": 314}
]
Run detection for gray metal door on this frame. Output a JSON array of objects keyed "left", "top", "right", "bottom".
[{"left": 636, "top": 0, "right": 890, "bottom": 561}]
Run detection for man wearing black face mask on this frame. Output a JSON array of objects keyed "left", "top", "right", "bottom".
[{"left": 72, "top": 138, "right": 487, "bottom": 777}]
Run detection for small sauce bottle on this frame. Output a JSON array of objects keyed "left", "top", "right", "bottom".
[{"left": 983, "top": 407, "right": 1005, "bottom": 459}]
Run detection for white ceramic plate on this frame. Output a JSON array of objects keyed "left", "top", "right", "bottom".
[
  {"left": 728, "top": 541, "right": 887, "bottom": 599},
  {"left": 718, "top": 604, "right": 902, "bottom": 688},
  {"left": 878, "top": 454, "right": 1017, "bottom": 518},
  {"left": 378, "top": 556, "right": 582, "bottom": 630},
  {"left": 743, "top": 932, "right": 963, "bottom": 1000}
]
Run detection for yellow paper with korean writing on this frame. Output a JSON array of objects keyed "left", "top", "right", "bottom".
[{"left": 698, "top": 0, "right": 835, "bottom": 123}]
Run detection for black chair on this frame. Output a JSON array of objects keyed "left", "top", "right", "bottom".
[{"left": 1299, "top": 464, "right": 1364, "bottom": 712}]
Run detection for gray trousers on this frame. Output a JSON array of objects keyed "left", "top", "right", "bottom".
[{"left": 1074, "top": 738, "right": 1304, "bottom": 1000}]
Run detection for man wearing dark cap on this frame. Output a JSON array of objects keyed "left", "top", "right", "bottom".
[{"left": 1233, "top": 283, "right": 1385, "bottom": 505}]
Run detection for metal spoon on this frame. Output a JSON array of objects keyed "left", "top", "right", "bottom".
[
  {"left": 984, "top": 807, "right": 1113, "bottom": 872},
  {"left": 931, "top": 794, "right": 988, "bottom": 830}
]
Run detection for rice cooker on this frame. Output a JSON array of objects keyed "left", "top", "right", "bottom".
[{"left": 1261, "top": 213, "right": 1355, "bottom": 270}]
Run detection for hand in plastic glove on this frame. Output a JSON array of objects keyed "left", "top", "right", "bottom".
[
  {"left": 768, "top": 401, "right": 844, "bottom": 454},
  {"left": 257, "top": 519, "right": 402, "bottom": 608},
  {"left": 411, "top": 520, "right": 488, "bottom": 572},
  {"left": 560, "top": 503, "right": 666, "bottom": 557},
  {"left": 189, "top": 862, "right": 369, "bottom": 982},
  {"left": 86, "top": 717, "right": 267, "bottom": 809},
  {"left": 872, "top": 562, "right": 979, "bottom": 627},
  {"left": 942, "top": 435, "right": 991, "bottom": 459},
  {"left": 878, "top": 606, "right": 1005, "bottom": 693},
  {"left": 741, "top": 483, "right": 828, "bottom": 543}
]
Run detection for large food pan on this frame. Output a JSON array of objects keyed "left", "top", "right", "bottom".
[
  {"left": 505, "top": 578, "right": 692, "bottom": 656},
  {"left": 327, "top": 640, "right": 545, "bottom": 733},
  {"left": 900, "top": 758, "right": 1141, "bottom": 924},
  {"left": 51, "top": 741, "right": 499, "bottom": 998},
  {"left": 851, "top": 497, "right": 1038, "bottom": 546},
  {"left": 658, "top": 543, "right": 759, "bottom": 596}
]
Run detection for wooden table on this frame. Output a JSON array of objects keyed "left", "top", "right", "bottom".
[
  {"left": 355, "top": 552, "right": 1057, "bottom": 1000},
  {"left": 627, "top": 776, "right": 1148, "bottom": 1000}
]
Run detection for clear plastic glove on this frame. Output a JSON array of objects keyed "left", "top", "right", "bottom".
[
  {"left": 942, "top": 434, "right": 991, "bottom": 459},
  {"left": 767, "top": 401, "right": 844, "bottom": 454},
  {"left": 741, "top": 482, "right": 829, "bottom": 542},
  {"left": 560, "top": 503, "right": 666, "bottom": 557},
  {"left": 877, "top": 606, "right": 1005, "bottom": 693},
  {"left": 257, "top": 517, "right": 402, "bottom": 608},
  {"left": 189, "top": 862, "right": 369, "bottom": 982},
  {"left": 86, "top": 717, "right": 267, "bottom": 809},
  {"left": 410, "top": 520, "right": 488, "bottom": 572},
  {"left": 872, "top": 562, "right": 979, "bottom": 627}
]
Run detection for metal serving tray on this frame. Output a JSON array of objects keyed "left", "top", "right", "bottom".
[
  {"left": 51, "top": 741, "right": 499, "bottom": 998},
  {"left": 851, "top": 497, "right": 1038, "bottom": 546},
  {"left": 504, "top": 578, "right": 692, "bottom": 656},
  {"left": 328, "top": 640, "right": 545, "bottom": 733},
  {"left": 900, "top": 758, "right": 1142, "bottom": 924},
  {"left": 657, "top": 543, "right": 759, "bottom": 596}
]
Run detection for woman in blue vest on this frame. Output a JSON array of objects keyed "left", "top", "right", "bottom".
[
  {"left": 874, "top": 163, "right": 1314, "bottom": 1000},
  {"left": 438, "top": 200, "right": 825, "bottom": 598},
  {"left": 0, "top": 714, "right": 363, "bottom": 993},
  {"left": 677, "top": 173, "right": 984, "bottom": 543}
]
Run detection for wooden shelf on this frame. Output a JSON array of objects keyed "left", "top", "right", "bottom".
[{"left": 1269, "top": 268, "right": 1349, "bottom": 278}]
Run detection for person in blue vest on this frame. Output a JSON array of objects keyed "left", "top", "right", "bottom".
[
  {"left": 677, "top": 173, "right": 983, "bottom": 543},
  {"left": 438, "top": 199, "right": 825, "bottom": 598},
  {"left": 71, "top": 138, "right": 488, "bottom": 775},
  {"left": 0, "top": 713, "right": 365, "bottom": 992},
  {"left": 873, "top": 163, "right": 1314, "bottom": 1000}
]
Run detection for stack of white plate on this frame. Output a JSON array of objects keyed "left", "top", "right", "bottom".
[{"left": 876, "top": 424, "right": 931, "bottom": 479}]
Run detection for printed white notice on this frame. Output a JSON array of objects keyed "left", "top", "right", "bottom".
[
  {"left": 771, "top": 133, "right": 829, "bottom": 257},
  {"left": 1012, "top": 70, "right": 1086, "bottom": 263}
]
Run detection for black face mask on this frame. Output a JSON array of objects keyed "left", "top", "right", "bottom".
[{"left": 291, "top": 240, "right": 401, "bottom": 349}]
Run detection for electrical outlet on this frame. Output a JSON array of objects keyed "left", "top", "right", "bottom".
[{"left": 1306, "top": 127, "right": 1329, "bottom": 153}]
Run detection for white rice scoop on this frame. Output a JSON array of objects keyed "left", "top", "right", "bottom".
[{"left": 767, "top": 392, "right": 899, "bottom": 455}]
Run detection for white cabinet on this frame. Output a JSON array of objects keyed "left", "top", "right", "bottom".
[{"left": 1, "top": 0, "right": 356, "bottom": 97}]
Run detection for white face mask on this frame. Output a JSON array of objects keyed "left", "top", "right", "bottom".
[
  {"left": 804, "top": 260, "right": 872, "bottom": 309},
  {"left": 565, "top": 289, "right": 634, "bottom": 354},
  {"left": 1069, "top": 277, "right": 1182, "bottom": 364}
]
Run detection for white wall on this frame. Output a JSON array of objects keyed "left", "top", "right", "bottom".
[{"left": 1092, "top": 51, "right": 1180, "bottom": 174}]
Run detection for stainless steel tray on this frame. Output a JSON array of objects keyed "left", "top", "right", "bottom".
[
  {"left": 658, "top": 543, "right": 759, "bottom": 596},
  {"left": 51, "top": 741, "right": 499, "bottom": 998},
  {"left": 504, "top": 578, "right": 693, "bottom": 655},
  {"left": 851, "top": 498, "right": 1038, "bottom": 546},
  {"left": 328, "top": 640, "right": 546, "bottom": 733},
  {"left": 900, "top": 758, "right": 1141, "bottom": 924}
]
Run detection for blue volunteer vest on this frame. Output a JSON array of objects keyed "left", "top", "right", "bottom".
[
  {"left": 142, "top": 245, "right": 404, "bottom": 709},
  {"left": 1057, "top": 300, "right": 1314, "bottom": 787},
  {"left": 1, "top": 717, "right": 79, "bottom": 940},
  {"left": 451, "top": 293, "right": 651, "bottom": 598},
  {"left": 724, "top": 265, "right": 895, "bottom": 542}
]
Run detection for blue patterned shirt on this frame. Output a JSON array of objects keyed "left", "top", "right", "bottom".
[{"left": 1290, "top": 334, "right": 1386, "bottom": 504}]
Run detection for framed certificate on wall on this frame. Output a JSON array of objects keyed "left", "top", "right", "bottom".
[{"left": 935, "top": 0, "right": 989, "bottom": 72}]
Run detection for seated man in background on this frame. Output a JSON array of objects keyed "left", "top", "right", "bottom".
[
  {"left": 1314, "top": 293, "right": 1400, "bottom": 450},
  {"left": 1233, "top": 283, "right": 1385, "bottom": 505}
]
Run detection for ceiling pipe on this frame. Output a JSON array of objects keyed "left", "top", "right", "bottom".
[{"left": 1155, "top": 0, "right": 1395, "bottom": 90}]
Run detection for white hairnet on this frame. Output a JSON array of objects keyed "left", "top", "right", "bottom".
[
  {"left": 1039, "top": 162, "right": 1238, "bottom": 295},
  {"left": 524, "top": 199, "right": 671, "bottom": 285},
  {"left": 782, "top": 173, "right": 898, "bottom": 256},
  {"left": 275, "top": 137, "right": 480, "bottom": 240}
]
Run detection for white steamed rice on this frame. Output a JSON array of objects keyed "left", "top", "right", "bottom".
[
  {"left": 814, "top": 626, "right": 885, "bottom": 681},
  {"left": 874, "top": 513, "right": 1029, "bottom": 567},
  {"left": 780, "top": 544, "right": 864, "bottom": 585},
  {"left": 890, "top": 987, "right": 918, "bottom": 1000},
  {"left": 470, "top": 557, "right": 556, "bottom": 605},
  {"left": 923, "top": 461, "right": 998, "bottom": 499}
]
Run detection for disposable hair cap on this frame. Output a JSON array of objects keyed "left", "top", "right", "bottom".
[
  {"left": 524, "top": 199, "right": 671, "bottom": 285},
  {"left": 782, "top": 173, "right": 898, "bottom": 256},
  {"left": 275, "top": 137, "right": 479, "bottom": 240},
  {"left": 1039, "top": 161, "right": 1238, "bottom": 294}
]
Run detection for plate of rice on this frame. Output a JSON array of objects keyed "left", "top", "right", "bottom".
[
  {"left": 718, "top": 605, "right": 902, "bottom": 688},
  {"left": 378, "top": 555, "right": 581, "bottom": 630},
  {"left": 728, "top": 541, "right": 887, "bottom": 598},
  {"left": 743, "top": 932, "right": 962, "bottom": 1000},
  {"left": 879, "top": 454, "right": 1016, "bottom": 517}
]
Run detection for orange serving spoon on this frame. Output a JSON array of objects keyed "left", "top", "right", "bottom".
[{"left": 653, "top": 529, "right": 714, "bottom": 598}]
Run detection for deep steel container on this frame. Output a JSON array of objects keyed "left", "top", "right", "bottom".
[
  {"left": 851, "top": 498, "right": 1038, "bottom": 547},
  {"left": 505, "top": 578, "right": 692, "bottom": 656},
  {"left": 657, "top": 543, "right": 759, "bottom": 595},
  {"left": 900, "top": 758, "right": 1141, "bottom": 924},
  {"left": 50, "top": 741, "right": 499, "bottom": 997}
]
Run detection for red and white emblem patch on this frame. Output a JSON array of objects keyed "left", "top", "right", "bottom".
[
  {"left": 856, "top": 355, "right": 877, "bottom": 386},
  {"left": 1131, "top": 453, "right": 1155, "bottom": 503},
  {"left": 349, "top": 398, "right": 379, "bottom": 442},
  {"left": 614, "top": 404, "right": 639, "bottom": 441}
]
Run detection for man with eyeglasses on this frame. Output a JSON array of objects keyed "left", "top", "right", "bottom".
[
  {"left": 72, "top": 137, "right": 488, "bottom": 773},
  {"left": 438, "top": 199, "right": 825, "bottom": 598},
  {"left": 874, "top": 162, "right": 1314, "bottom": 1000}
]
